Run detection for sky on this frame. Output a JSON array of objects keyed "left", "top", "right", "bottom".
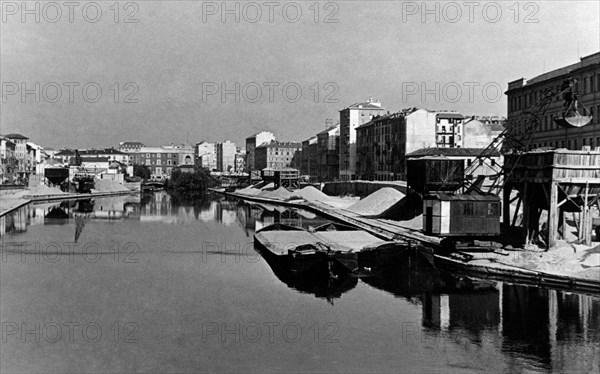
[{"left": 1, "top": 0, "right": 599, "bottom": 149}]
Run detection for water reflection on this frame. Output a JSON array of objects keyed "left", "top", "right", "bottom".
[
  {"left": 0, "top": 191, "right": 598, "bottom": 373},
  {"left": 0, "top": 191, "right": 331, "bottom": 238}
]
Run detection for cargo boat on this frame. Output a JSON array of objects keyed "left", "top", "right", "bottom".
[
  {"left": 254, "top": 223, "right": 340, "bottom": 277},
  {"left": 310, "top": 223, "right": 433, "bottom": 274},
  {"left": 254, "top": 222, "right": 431, "bottom": 278}
]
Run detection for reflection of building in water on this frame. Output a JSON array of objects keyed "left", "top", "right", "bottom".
[
  {"left": 137, "top": 192, "right": 211, "bottom": 223},
  {"left": 0, "top": 204, "right": 30, "bottom": 236},
  {"left": 197, "top": 201, "right": 217, "bottom": 222},
  {"left": 421, "top": 283, "right": 599, "bottom": 372},
  {"left": 502, "top": 285, "right": 600, "bottom": 373},
  {"left": 213, "top": 199, "right": 238, "bottom": 226}
]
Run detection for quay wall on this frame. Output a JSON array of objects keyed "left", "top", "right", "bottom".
[{"left": 322, "top": 181, "right": 408, "bottom": 197}]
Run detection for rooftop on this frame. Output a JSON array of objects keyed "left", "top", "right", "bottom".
[
  {"left": 4, "top": 133, "right": 29, "bottom": 140},
  {"left": 509, "top": 52, "right": 600, "bottom": 90},
  {"left": 317, "top": 124, "right": 340, "bottom": 136},
  {"left": 342, "top": 97, "right": 386, "bottom": 111},
  {"left": 436, "top": 112, "right": 465, "bottom": 120},
  {"left": 425, "top": 192, "right": 501, "bottom": 202},
  {"left": 257, "top": 141, "right": 301, "bottom": 148},
  {"left": 406, "top": 147, "right": 501, "bottom": 158},
  {"left": 80, "top": 156, "right": 110, "bottom": 163}
]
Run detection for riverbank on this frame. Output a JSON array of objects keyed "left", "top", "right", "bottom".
[{"left": 212, "top": 186, "right": 600, "bottom": 295}]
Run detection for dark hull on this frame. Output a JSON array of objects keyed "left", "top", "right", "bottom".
[
  {"left": 253, "top": 236, "right": 343, "bottom": 279},
  {"left": 334, "top": 244, "right": 435, "bottom": 275}
]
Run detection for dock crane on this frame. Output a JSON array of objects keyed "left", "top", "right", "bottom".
[
  {"left": 459, "top": 77, "right": 592, "bottom": 195},
  {"left": 422, "top": 77, "right": 593, "bottom": 250}
]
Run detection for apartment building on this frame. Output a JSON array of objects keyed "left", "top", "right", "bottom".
[
  {"left": 339, "top": 98, "right": 386, "bottom": 180},
  {"left": 255, "top": 141, "right": 301, "bottom": 170},
  {"left": 316, "top": 124, "right": 340, "bottom": 181},
  {"left": 505, "top": 52, "right": 600, "bottom": 150},
  {"left": 245, "top": 131, "right": 275, "bottom": 172}
]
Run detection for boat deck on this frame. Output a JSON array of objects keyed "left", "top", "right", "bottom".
[{"left": 256, "top": 229, "right": 389, "bottom": 256}]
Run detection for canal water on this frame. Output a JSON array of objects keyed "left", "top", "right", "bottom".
[{"left": 1, "top": 192, "right": 598, "bottom": 373}]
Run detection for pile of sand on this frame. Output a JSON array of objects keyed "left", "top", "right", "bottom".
[
  {"left": 258, "top": 186, "right": 292, "bottom": 200},
  {"left": 238, "top": 182, "right": 275, "bottom": 196},
  {"left": 347, "top": 188, "right": 405, "bottom": 216},
  {"left": 26, "top": 185, "right": 65, "bottom": 196},
  {"left": 91, "top": 178, "right": 130, "bottom": 193},
  {"left": 296, "top": 186, "right": 331, "bottom": 202}
]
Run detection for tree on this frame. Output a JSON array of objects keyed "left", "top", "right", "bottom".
[
  {"left": 133, "top": 165, "right": 152, "bottom": 180},
  {"left": 169, "top": 166, "right": 216, "bottom": 192}
]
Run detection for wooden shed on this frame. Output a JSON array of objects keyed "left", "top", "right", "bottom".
[
  {"left": 261, "top": 167, "right": 299, "bottom": 189},
  {"left": 423, "top": 193, "right": 501, "bottom": 237},
  {"left": 406, "top": 156, "right": 464, "bottom": 193}
]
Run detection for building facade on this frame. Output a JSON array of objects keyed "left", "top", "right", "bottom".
[
  {"left": 436, "top": 112, "right": 464, "bottom": 148},
  {"left": 462, "top": 117, "right": 505, "bottom": 148},
  {"left": 131, "top": 147, "right": 182, "bottom": 180},
  {"left": 505, "top": 52, "right": 600, "bottom": 150},
  {"left": 245, "top": 131, "right": 275, "bottom": 172},
  {"left": 195, "top": 142, "right": 217, "bottom": 171},
  {"left": 216, "top": 141, "right": 236, "bottom": 172},
  {"left": 4, "top": 134, "right": 31, "bottom": 180},
  {"left": 355, "top": 108, "right": 439, "bottom": 180},
  {"left": 118, "top": 142, "right": 145, "bottom": 152},
  {"left": 339, "top": 98, "right": 386, "bottom": 180},
  {"left": 255, "top": 141, "right": 301, "bottom": 170},
  {"left": 316, "top": 124, "right": 340, "bottom": 181},
  {"left": 235, "top": 150, "right": 246, "bottom": 173},
  {"left": 0, "top": 136, "right": 17, "bottom": 183},
  {"left": 301, "top": 136, "right": 318, "bottom": 177}
]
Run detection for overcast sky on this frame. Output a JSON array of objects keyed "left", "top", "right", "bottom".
[{"left": 1, "top": 0, "right": 598, "bottom": 149}]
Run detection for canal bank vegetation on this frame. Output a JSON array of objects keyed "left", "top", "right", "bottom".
[{"left": 167, "top": 166, "right": 217, "bottom": 194}]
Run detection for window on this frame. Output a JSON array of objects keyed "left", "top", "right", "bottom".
[
  {"left": 463, "top": 202, "right": 474, "bottom": 215},
  {"left": 487, "top": 202, "right": 500, "bottom": 216},
  {"left": 145, "top": 159, "right": 150, "bottom": 165}
]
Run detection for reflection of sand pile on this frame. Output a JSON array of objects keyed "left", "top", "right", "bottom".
[{"left": 347, "top": 188, "right": 405, "bottom": 216}]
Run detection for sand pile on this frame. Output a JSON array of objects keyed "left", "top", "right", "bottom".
[
  {"left": 347, "top": 188, "right": 405, "bottom": 216},
  {"left": 378, "top": 193, "right": 423, "bottom": 221},
  {"left": 26, "top": 185, "right": 65, "bottom": 196},
  {"left": 91, "top": 178, "right": 130, "bottom": 193},
  {"left": 258, "top": 186, "right": 292, "bottom": 200},
  {"left": 238, "top": 182, "right": 274, "bottom": 196},
  {"left": 296, "top": 186, "right": 331, "bottom": 202}
]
